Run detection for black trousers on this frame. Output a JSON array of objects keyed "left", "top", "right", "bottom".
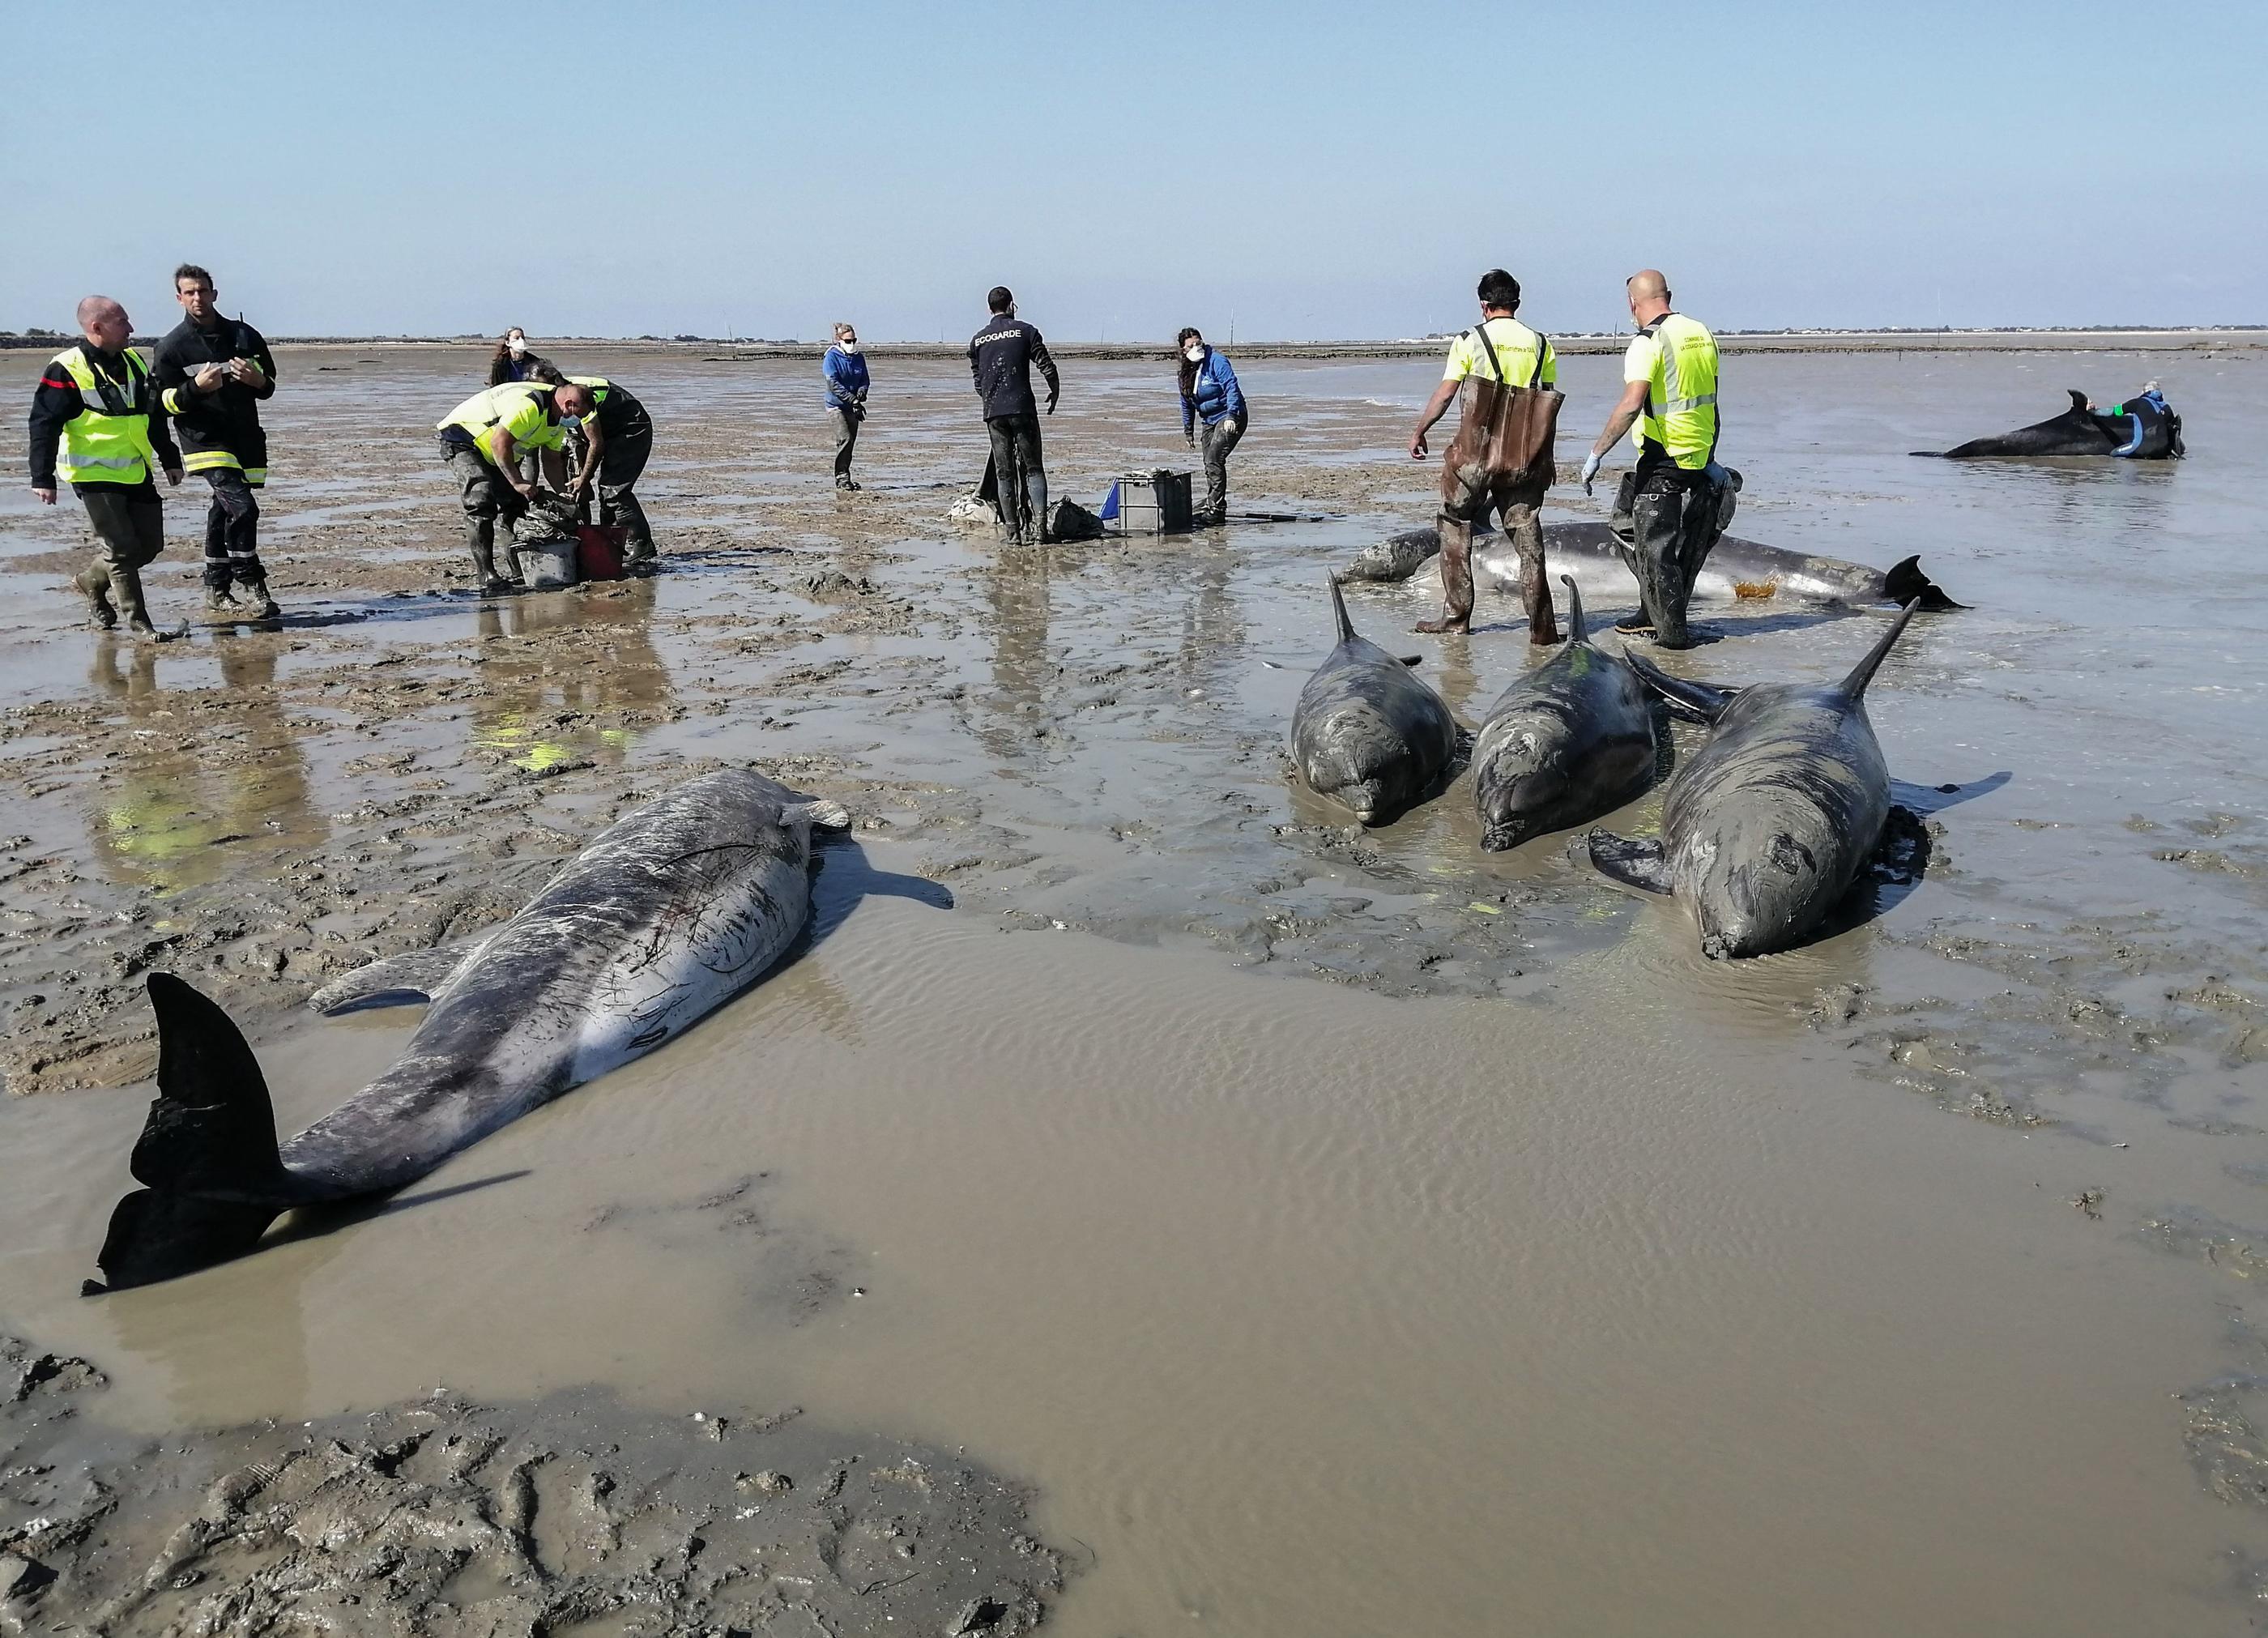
[
  {"left": 985, "top": 412, "right": 1047, "bottom": 540},
  {"left": 202, "top": 468, "right": 264, "bottom": 590},
  {"left": 595, "top": 416, "right": 654, "bottom": 557},
  {"left": 1196, "top": 411, "right": 1247, "bottom": 520}
]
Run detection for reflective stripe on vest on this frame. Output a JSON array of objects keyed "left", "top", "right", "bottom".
[
  {"left": 53, "top": 346, "right": 159, "bottom": 486},
  {"left": 1640, "top": 314, "right": 1720, "bottom": 470}
]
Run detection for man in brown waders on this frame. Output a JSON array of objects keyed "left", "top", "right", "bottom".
[{"left": 1408, "top": 269, "right": 1562, "bottom": 641}]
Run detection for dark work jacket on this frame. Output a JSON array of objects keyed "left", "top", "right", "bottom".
[
  {"left": 152, "top": 316, "right": 276, "bottom": 469},
  {"left": 968, "top": 314, "right": 1059, "bottom": 420}
]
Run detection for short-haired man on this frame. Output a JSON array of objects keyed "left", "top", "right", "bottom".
[
  {"left": 153, "top": 263, "right": 281, "bottom": 619},
  {"left": 560, "top": 375, "right": 656, "bottom": 565},
  {"left": 28, "top": 296, "right": 185, "bottom": 637},
  {"left": 1408, "top": 269, "right": 1560, "bottom": 641},
  {"left": 969, "top": 287, "right": 1059, "bottom": 545},
  {"left": 823, "top": 322, "right": 869, "bottom": 492},
  {"left": 1578, "top": 270, "right": 1733, "bottom": 649},
  {"left": 434, "top": 378, "right": 569, "bottom": 595}
]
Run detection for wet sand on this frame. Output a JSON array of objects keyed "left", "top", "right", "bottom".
[{"left": 2, "top": 343, "right": 2266, "bottom": 1632}]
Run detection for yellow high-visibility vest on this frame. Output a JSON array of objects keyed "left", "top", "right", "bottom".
[
  {"left": 53, "top": 346, "right": 160, "bottom": 486},
  {"left": 1638, "top": 313, "right": 1720, "bottom": 470},
  {"left": 437, "top": 383, "right": 565, "bottom": 464}
]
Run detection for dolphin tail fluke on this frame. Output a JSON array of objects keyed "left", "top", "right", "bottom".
[
  {"left": 1327, "top": 574, "right": 1355, "bottom": 643},
  {"left": 1880, "top": 555, "right": 1965, "bottom": 612},
  {"left": 1561, "top": 574, "right": 1587, "bottom": 644},
  {"left": 1585, "top": 832, "right": 1673, "bottom": 895},
  {"left": 94, "top": 974, "right": 294, "bottom": 1291},
  {"left": 1840, "top": 599, "right": 1922, "bottom": 700},
  {"left": 1624, "top": 650, "right": 1739, "bottom": 723}
]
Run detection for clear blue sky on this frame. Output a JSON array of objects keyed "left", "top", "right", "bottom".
[{"left": 3, "top": 0, "right": 2258, "bottom": 342}]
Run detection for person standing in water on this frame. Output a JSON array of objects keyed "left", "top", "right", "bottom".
[
  {"left": 29, "top": 296, "right": 186, "bottom": 638},
  {"left": 152, "top": 263, "right": 282, "bottom": 619},
  {"left": 822, "top": 322, "right": 870, "bottom": 491},
  {"left": 1408, "top": 269, "right": 1561, "bottom": 642},
  {"left": 1177, "top": 328, "right": 1247, "bottom": 527},
  {"left": 969, "top": 286, "right": 1059, "bottom": 545},
  {"left": 1578, "top": 269, "right": 1733, "bottom": 650}
]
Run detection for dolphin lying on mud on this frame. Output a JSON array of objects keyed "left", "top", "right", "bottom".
[
  {"left": 1341, "top": 522, "right": 1961, "bottom": 612},
  {"left": 1585, "top": 601, "right": 1921, "bottom": 959},
  {"left": 1471, "top": 577, "right": 1657, "bottom": 851},
  {"left": 1913, "top": 386, "right": 2183, "bottom": 459},
  {"left": 1290, "top": 578, "right": 1459, "bottom": 825},
  {"left": 95, "top": 769, "right": 859, "bottom": 1291}
]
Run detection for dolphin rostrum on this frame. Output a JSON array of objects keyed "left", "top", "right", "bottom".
[
  {"left": 1290, "top": 577, "right": 1458, "bottom": 825},
  {"left": 1584, "top": 601, "right": 1921, "bottom": 958},
  {"left": 1471, "top": 577, "right": 1657, "bottom": 851},
  {"left": 1340, "top": 521, "right": 1961, "bottom": 612},
  {"left": 95, "top": 768, "right": 861, "bottom": 1290}
]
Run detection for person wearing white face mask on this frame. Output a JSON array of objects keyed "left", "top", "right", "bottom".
[
  {"left": 822, "top": 323, "right": 870, "bottom": 491},
  {"left": 488, "top": 327, "right": 552, "bottom": 387},
  {"left": 1176, "top": 328, "right": 1247, "bottom": 527}
]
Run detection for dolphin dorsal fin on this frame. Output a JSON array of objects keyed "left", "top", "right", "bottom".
[
  {"left": 1327, "top": 574, "right": 1354, "bottom": 644},
  {"left": 1561, "top": 574, "right": 1586, "bottom": 644},
  {"left": 2066, "top": 389, "right": 2090, "bottom": 413},
  {"left": 1840, "top": 599, "right": 1921, "bottom": 699}
]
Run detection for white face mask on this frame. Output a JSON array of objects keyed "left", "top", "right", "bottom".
[
  {"left": 838, "top": 339, "right": 861, "bottom": 355},
  {"left": 507, "top": 337, "right": 527, "bottom": 356},
  {"left": 1184, "top": 346, "right": 1204, "bottom": 364}
]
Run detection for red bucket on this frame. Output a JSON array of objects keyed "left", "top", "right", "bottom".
[{"left": 576, "top": 524, "right": 629, "bottom": 582}]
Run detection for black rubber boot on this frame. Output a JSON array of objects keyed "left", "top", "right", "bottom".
[
  {"left": 237, "top": 573, "right": 283, "bottom": 621},
  {"left": 77, "top": 565, "right": 118, "bottom": 630},
  {"left": 469, "top": 523, "right": 510, "bottom": 598}
]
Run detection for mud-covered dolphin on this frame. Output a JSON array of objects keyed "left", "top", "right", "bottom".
[
  {"left": 1913, "top": 386, "right": 2183, "bottom": 459},
  {"left": 1341, "top": 521, "right": 1960, "bottom": 612},
  {"left": 1585, "top": 601, "right": 1921, "bottom": 958},
  {"left": 1290, "top": 578, "right": 1458, "bottom": 825},
  {"left": 1471, "top": 577, "right": 1657, "bottom": 851},
  {"left": 94, "top": 769, "right": 864, "bottom": 1290}
]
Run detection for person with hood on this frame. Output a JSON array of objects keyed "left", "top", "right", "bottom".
[
  {"left": 968, "top": 286, "right": 1059, "bottom": 544},
  {"left": 823, "top": 322, "right": 870, "bottom": 491},
  {"left": 1177, "top": 328, "right": 1247, "bottom": 527},
  {"left": 152, "top": 263, "right": 282, "bottom": 619},
  {"left": 28, "top": 295, "right": 185, "bottom": 637}
]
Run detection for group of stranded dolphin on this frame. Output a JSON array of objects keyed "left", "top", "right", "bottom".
[{"left": 91, "top": 382, "right": 2176, "bottom": 1293}]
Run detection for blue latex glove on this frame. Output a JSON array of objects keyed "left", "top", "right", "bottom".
[{"left": 1579, "top": 450, "right": 1603, "bottom": 495}]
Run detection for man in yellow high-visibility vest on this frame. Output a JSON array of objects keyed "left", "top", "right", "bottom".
[
  {"left": 1578, "top": 270, "right": 1740, "bottom": 649},
  {"left": 434, "top": 380, "right": 569, "bottom": 596},
  {"left": 28, "top": 296, "right": 186, "bottom": 637}
]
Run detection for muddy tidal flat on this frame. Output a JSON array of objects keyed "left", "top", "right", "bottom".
[{"left": 2, "top": 342, "right": 2267, "bottom": 1634}]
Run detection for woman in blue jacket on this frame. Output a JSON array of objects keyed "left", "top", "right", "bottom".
[
  {"left": 822, "top": 322, "right": 871, "bottom": 491},
  {"left": 1177, "top": 328, "right": 1247, "bottom": 526}
]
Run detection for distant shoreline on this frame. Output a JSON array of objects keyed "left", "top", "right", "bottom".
[{"left": 5, "top": 327, "right": 2262, "bottom": 358}]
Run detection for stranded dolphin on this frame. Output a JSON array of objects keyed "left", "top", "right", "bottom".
[
  {"left": 1342, "top": 522, "right": 1961, "bottom": 612},
  {"left": 1471, "top": 577, "right": 1657, "bottom": 851},
  {"left": 1913, "top": 386, "right": 2184, "bottom": 459},
  {"left": 1584, "top": 601, "right": 1921, "bottom": 959},
  {"left": 94, "top": 768, "right": 863, "bottom": 1290},
  {"left": 1290, "top": 577, "right": 1458, "bottom": 825}
]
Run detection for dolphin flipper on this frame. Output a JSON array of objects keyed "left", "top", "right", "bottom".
[
  {"left": 308, "top": 943, "right": 480, "bottom": 1015},
  {"left": 1585, "top": 832, "right": 1673, "bottom": 895},
  {"left": 1624, "top": 651, "right": 1740, "bottom": 723}
]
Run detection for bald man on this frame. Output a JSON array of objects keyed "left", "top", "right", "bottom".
[
  {"left": 28, "top": 296, "right": 185, "bottom": 636},
  {"left": 1577, "top": 271, "right": 1737, "bottom": 649}
]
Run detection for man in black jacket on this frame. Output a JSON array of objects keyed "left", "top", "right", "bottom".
[
  {"left": 968, "top": 287, "right": 1059, "bottom": 545},
  {"left": 152, "top": 263, "right": 281, "bottom": 619}
]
